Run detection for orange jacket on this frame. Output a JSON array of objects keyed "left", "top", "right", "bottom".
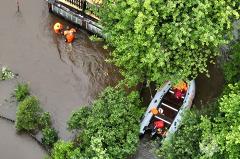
[
  {"left": 173, "top": 81, "right": 188, "bottom": 92},
  {"left": 65, "top": 33, "right": 75, "bottom": 43},
  {"left": 64, "top": 28, "right": 76, "bottom": 43}
]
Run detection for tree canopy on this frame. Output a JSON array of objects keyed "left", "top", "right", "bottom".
[
  {"left": 99, "top": 0, "right": 239, "bottom": 86},
  {"left": 15, "top": 96, "right": 41, "bottom": 132}
]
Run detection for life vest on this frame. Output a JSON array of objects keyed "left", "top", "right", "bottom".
[
  {"left": 64, "top": 28, "right": 76, "bottom": 43},
  {"left": 65, "top": 33, "right": 75, "bottom": 43},
  {"left": 174, "top": 89, "right": 183, "bottom": 99},
  {"left": 53, "top": 22, "right": 63, "bottom": 34},
  {"left": 173, "top": 81, "right": 188, "bottom": 93}
]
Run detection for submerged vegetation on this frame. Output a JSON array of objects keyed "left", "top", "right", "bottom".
[
  {"left": 15, "top": 83, "right": 30, "bottom": 102},
  {"left": 0, "top": 66, "right": 15, "bottom": 81},
  {"left": 42, "top": 127, "right": 58, "bottom": 148},
  {"left": 15, "top": 96, "right": 41, "bottom": 132},
  {"left": 14, "top": 83, "right": 58, "bottom": 149}
]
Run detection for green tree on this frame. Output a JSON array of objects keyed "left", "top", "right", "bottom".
[
  {"left": 42, "top": 127, "right": 58, "bottom": 148},
  {"left": 199, "top": 83, "right": 240, "bottom": 158},
  {"left": 67, "top": 87, "right": 143, "bottom": 159},
  {"left": 15, "top": 83, "right": 30, "bottom": 102},
  {"left": 39, "top": 112, "right": 52, "bottom": 129},
  {"left": 89, "top": 136, "right": 110, "bottom": 159},
  {"left": 50, "top": 141, "right": 79, "bottom": 159},
  {"left": 99, "top": 0, "right": 239, "bottom": 86},
  {"left": 156, "top": 110, "right": 203, "bottom": 159},
  {"left": 15, "top": 96, "right": 41, "bottom": 132},
  {"left": 67, "top": 107, "right": 91, "bottom": 130}
]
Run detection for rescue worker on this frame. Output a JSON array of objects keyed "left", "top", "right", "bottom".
[
  {"left": 150, "top": 107, "right": 164, "bottom": 115},
  {"left": 53, "top": 22, "right": 63, "bottom": 34},
  {"left": 64, "top": 28, "right": 76, "bottom": 43},
  {"left": 153, "top": 120, "right": 167, "bottom": 137},
  {"left": 173, "top": 81, "right": 188, "bottom": 99}
]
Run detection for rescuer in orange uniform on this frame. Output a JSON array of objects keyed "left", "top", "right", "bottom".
[
  {"left": 53, "top": 22, "right": 63, "bottom": 34},
  {"left": 173, "top": 81, "right": 188, "bottom": 99},
  {"left": 64, "top": 28, "right": 76, "bottom": 43}
]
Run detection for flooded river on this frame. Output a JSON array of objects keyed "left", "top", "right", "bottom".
[
  {"left": 0, "top": 0, "right": 225, "bottom": 159},
  {"left": 0, "top": 0, "right": 120, "bottom": 139},
  {"left": 0, "top": 0, "right": 120, "bottom": 157},
  {"left": 0, "top": 119, "right": 46, "bottom": 159}
]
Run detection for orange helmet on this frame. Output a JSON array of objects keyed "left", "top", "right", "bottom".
[
  {"left": 151, "top": 107, "right": 159, "bottom": 115},
  {"left": 53, "top": 22, "right": 63, "bottom": 34},
  {"left": 173, "top": 81, "right": 188, "bottom": 92}
]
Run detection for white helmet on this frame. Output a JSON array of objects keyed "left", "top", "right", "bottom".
[{"left": 158, "top": 108, "right": 164, "bottom": 114}]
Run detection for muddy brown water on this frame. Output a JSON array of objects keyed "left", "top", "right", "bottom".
[
  {"left": 0, "top": 0, "right": 120, "bottom": 158},
  {"left": 0, "top": 0, "right": 225, "bottom": 159},
  {"left": 0, "top": 119, "right": 46, "bottom": 159},
  {"left": 0, "top": 0, "right": 120, "bottom": 139}
]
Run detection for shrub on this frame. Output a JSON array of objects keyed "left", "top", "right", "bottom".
[
  {"left": 67, "top": 107, "right": 91, "bottom": 130},
  {"left": 39, "top": 112, "right": 52, "bottom": 129},
  {"left": 15, "top": 83, "right": 30, "bottom": 102},
  {"left": 50, "top": 141, "right": 78, "bottom": 159},
  {"left": 15, "top": 96, "right": 41, "bottom": 132},
  {"left": 69, "top": 87, "right": 143, "bottom": 159},
  {"left": 42, "top": 127, "right": 58, "bottom": 148}
]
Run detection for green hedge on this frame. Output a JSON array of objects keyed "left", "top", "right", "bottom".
[{"left": 15, "top": 96, "right": 41, "bottom": 132}]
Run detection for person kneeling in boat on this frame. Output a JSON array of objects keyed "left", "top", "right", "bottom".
[
  {"left": 152, "top": 120, "right": 167, "bottom": 137},
  {"left": 64, "top": 28, "right": 77, "bottom": 43},
  {"left": 53, "top": 22, "right": 63, "bottom": 34},
  {"left": 173, "top": 81, "right": 188, "bottom": 100},
  {"left": 150, "top": 107, "right": 164, "bottom": 116}
]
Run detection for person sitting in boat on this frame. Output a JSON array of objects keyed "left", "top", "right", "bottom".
[
  {"left": 53, "top": 22, "right": 63, "bottom": 34},
  {"left": 173, "top": 81, "right": 188, "bottom": 99},
  {"left": 156, "top": 127, "right": 167, "bottom": 137},
  {"left": 152, "top": 120, "right": 167, "bottom": 137},
  {"left": 150, "top": 107, "right": 164, "bottom": 115},
  {"left": 64, "top": 28, "right": 77, "bottom": 43}
]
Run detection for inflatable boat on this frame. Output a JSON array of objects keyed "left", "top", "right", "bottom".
[{"left": 140, "top": 80, "right": 196, "bottom": 138}]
